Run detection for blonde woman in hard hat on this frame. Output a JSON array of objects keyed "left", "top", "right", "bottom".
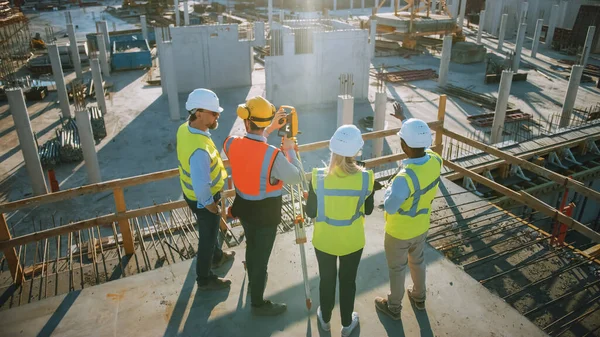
[
  {"left": 306, "top": 125, "right": 380, "bottom": 336},
  {"left": 375, "top": 118, "right": 442, "bottom": 319}
]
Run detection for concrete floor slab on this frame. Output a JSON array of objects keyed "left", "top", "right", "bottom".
[{"left": 0, "top": 205, "right": 547, "bottom": 337}]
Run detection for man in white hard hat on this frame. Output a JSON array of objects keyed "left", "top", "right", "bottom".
[
  {"left": 375, "top": 118, "right": 442, "bottom": 318},
  {"left": 176, "top": 88, "right": 235, "bottom": 291}
]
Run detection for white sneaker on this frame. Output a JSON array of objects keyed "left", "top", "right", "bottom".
[
  {"left": 341, "top": 312, "right": 359, "bottom": 337},
  {"left": 317, "top": 306, "right": 331, "bottom": 331}
]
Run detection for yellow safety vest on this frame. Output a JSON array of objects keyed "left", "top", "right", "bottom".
[
  {"left": 385, "top": 150, "right": 442, "bottom": 240},
  {"left": 311, "top": 167, "right": 374, "bottom": 256},
  {"left": 176, "top": 123, "right": 227, "bottom": 201}
]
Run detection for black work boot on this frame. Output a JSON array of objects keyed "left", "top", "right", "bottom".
[
  {"left": 251, "top": 300, "right": 287, "bottom": 316},
  {"left": 197, "top": 277, "right": 232, "bottom": 291},
  {"left": 212, "top": 250, "right": 236, "bottom": 269}
]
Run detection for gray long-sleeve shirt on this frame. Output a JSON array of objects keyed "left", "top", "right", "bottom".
[{"left": 245, "top": 132, "right": 303, "bottom": 185}]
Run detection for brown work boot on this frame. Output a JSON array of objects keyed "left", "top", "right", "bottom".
[
  {"left": 407, "top": 289, "right": 426, "bottom": 311},
  {"left": 197, "top": 277, "right": 232, "bottom": 291},
  {"left": 374, "top": 297, "right": 401, "bottom": 320},
  {"left": 212, "top": 250, "right": 236, "bottom": 269},
  {"left": 251, "top": 300, "right": 287, "bottom": 316}
]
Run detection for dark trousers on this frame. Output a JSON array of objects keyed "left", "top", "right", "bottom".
[
  {"left": 241, "top": 220, "right": 277, "bottom": 306},
  {"left": 315, "top": 248, "right": 363, "bottom": 327},
  {"left": 185, "top": 198, "right": 223, "bottom": 285}
]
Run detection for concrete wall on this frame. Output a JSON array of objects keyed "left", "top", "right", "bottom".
[
  {"left": 265, "top": 21, "right": 369, "bottom": 107},
  {"left": 483, "top": 0, "right": 585, "bottom": 37},
  {"left": 168, "top": 23, "right": 264, "bottom": 93}
]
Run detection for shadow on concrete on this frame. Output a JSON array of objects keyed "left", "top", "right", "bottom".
[
  {"left": 376, "top": 310, "right": 405, "bottom": 337},
  {"left": 162, "top": 247, "right": 442, "bottom": 337},
  {"left": 36, "top": 290, "right": 81, "bottom": 337}
]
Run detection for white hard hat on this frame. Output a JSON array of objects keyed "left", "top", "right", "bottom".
[
  {"left": 398, "top": 118, "right": 432, "bottom": 148},
  {"left": 185, "top": 88, "right": 224, "bottom": 113},
  {"left": 329, "top": 125, "right": 364, "bottom": 157}
]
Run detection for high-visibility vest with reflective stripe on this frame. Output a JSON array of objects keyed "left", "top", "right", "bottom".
[
  {"left": 311, "top": 167, "right": 374, "bottom": 256},
  {"left": 176, "top": 123, "right": 227, "bottom": 201},
  {"left": 223, "top": 136, "right": 283, "bottom": 200},
  {"left": 385, "top": 150, "right": 442, "bottom": 240}
]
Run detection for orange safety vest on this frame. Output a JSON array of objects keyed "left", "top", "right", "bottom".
[{"left": 223, "top": 136, "right": 283, "bottom": 200}]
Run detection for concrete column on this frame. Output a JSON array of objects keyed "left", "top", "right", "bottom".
[
  {"left": 47, "top": 44, "right": 71, "bottom": 119},
  {"left": 97, "top": 21, "right": 110, "bottom": 51},
  {"left": 175, "top": 0, "right": 180, "bottom": 26},
  {"left": 546, "top": 5, "right": 559, "bottom": 48},
  {"left": 334, "top": 0, "right": 337, "bottom": 11},
  {"left": 438, "top": 35, "right": 453, "bottom": 87},
  {"left": 457, "top": 0, "right": 466, "bottom": 30},
  {"left": 140, "top": 15, "right": 148, "bottom": 41},
  {"left": 218, "top": 15, "right": 223, "bottom": 24},
  {"left": 559, "top": 65, "right": 584, "bottom": 128},
  {"left": 350, "top": 0, "right": 353, "bottom": 10},
  {"left": 512, "top": 23, "right": 526, "bottom": 73},
  {"left": 518, "top": 1, "right": 528, "bottom": 26},
  {"left": 431, "top": 0, "right": 437, "bottom": 14},
  {"left": 183, "top": 0, "right": 190, "bottom": 26},
  {"left": 162, "top": 41, "right": 180, "bottom": 121},
  {"left": 361, "top": 0, "right": 364, "bottom": 9},
  {"left": 476, "top": 10, "right": 485, "bottom": 44},
  {"left": 97, "top": 35, "right": 111, "bottom": 77},
  {"left": 67, "top": 24, "right": 82, "bottom": 79},
  {"left": 370, "top": 20, "right": 377, "bottom": 59},
  {"left": 280, "top": 10, "right": 284, "bottom": 22},
  {"left": 581, "top": 26, "right": 596, "bottom": 67},
  {"left": 155, "top": 28, "right": 166, "bottom": 95},
  {"left": 491, "top": 70, "right": 513, "bottom": 144},
  {"left": 6, "top": 88, "right": 48, "bottom": 196},
  {"left": 90, "top": 59, "right": 107, "bottom": 116},
  {"left": 372, "top": 91, "right": 386, "bottom": 157},
  {"left": 337, "top": 95, "right": 354, "bottom": 127},
  {"left": 497, "top": 13, "right": 508, "bottom": 51},
  {"left": 531, "top": 18, "right": 543, "bottom": 58},
  {"left": 558, "top": 0, "right": 567, "bottom": 28},
  {"left": 75, "top": 109, "right": 101, "bottom": 183},
  {"left": 268, "top": 0, "right": 273, "bottom": 29},
  {"left": 450, "top": 0, "right": 458, "bottom": 19}
]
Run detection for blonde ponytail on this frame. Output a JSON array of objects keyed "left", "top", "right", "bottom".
[{"left": 327, "top": 153, "right": 364, "bottom": 177}]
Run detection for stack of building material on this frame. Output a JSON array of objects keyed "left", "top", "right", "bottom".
[
  {"left": 377, "top": 69, "right": 438, "bottom": 83},
  {"left": 467, "top": 109, "right": 532, "bottom": 127},
  {"left": 88, "top": 106, "right": 107, "bottom": 140},
  {"left": 38, "top": 139, "right": 60, "bottom": 168},
  {"left": 59, "top": 119, "right": 83, "bottom": 162},
  {"left": 444, "top": 84, "right": 514, "bottom": 110},
  {"left": 451, "top": 42, "right": 487, "bottom": 64}
]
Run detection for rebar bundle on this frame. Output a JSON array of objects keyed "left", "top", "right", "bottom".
[
  {"left": 38, "top": 139, "right": 60, "bottom": 168},
  {"left": 89, "top": 106, "right": 107, "bottom": 140},
  {"left": 59, "top": 119, "right": 83, "bottom": 162}
]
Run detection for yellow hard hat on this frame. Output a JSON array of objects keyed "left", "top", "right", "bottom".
[{"left": 236, "top": 96, "right": 276, "bottom": 128}]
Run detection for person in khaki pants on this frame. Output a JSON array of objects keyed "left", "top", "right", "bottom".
[{"left": 375, "top": 119, "right": 442, "bottom": 319}]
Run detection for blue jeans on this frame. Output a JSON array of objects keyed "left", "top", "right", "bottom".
[{"left": 185, "top": 197, "right": 223, "bottom": 285}]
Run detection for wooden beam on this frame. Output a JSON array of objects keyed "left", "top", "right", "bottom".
[
  {"left": 0, "top": 200, "right": 188, "bottom": 251},
  {"left": 443, "top": 128, "right": 600, "bottom": 203},
  {"left": 444, "top": 159, "right": 600, "bottom": 243},
  {"left": 444, "top": 132, "right": 600, "bottom": 181},
  {"left": 113, "top": 188, "right": 135, "bottom": 255},
  {"left": 0, "top": 121, "right": 443, "bottom": 215},
  {"left": 584, "top": 244, "right": 600, "bottom": 258},
  {"left": 435, "top": 95, "right": 446, "bottom": 155},
  {"left": 0, "top": 214, "right": 23, "bottom": 284}
]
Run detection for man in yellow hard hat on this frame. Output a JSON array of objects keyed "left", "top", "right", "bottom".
[
  {"left": 375, "top": 118, "right": 442, "bottom": 318},
  {"left": 223, "top": 96, "right": 304, "bottom": 316},
  {"left": 177, "top": 88, "right": 235, "bottom": 291}
]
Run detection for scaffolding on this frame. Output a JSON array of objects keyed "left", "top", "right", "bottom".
[{"left": 0, "top": 3, "right": 31, "bottom": 84}]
